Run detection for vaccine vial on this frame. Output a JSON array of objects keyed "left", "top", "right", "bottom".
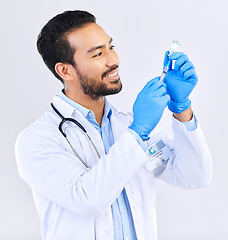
[{"left": 168, "top": 40, "right": 181, "bottom": 56}]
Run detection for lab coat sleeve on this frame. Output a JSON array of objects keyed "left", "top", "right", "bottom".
[
  {"left": 15, "top": 123, "right": 148, "bottom": 218},
  {"left": 153, "top": 115, "right": 212, "bottom": 188}
]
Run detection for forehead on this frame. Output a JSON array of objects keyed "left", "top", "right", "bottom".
[{"left": 67, "top": 23, "right": 110, "bottom": 53}]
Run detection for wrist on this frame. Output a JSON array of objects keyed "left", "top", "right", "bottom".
[
  {"left": 129, "top": 123, "right": 150, "bottom": 141},
  {"left": 168, "top": 98, "right": 191, "bottom": 113},
  {"left": 173, "top": 106, "right": 193, "bottom": 122}
]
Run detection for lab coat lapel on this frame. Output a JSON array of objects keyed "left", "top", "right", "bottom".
[
  {"left": 110, "top": 110, "right": 130, "bottom": 142},
  {"left": 53, "top": 96, "right": 106, "bottom": 162}
]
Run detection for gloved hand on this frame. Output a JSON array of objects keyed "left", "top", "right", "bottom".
[
  {"left": 163, "top": 51, "right": 198, "bottom": 113},
  {"left": 129, "top": 77, "right": 170, "bottom": 140}
]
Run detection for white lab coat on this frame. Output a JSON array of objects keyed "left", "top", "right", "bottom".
[{"left": 15, "top": 95, "right": 212, "bottom": 240}]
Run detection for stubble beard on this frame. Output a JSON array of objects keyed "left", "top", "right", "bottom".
[{"left": 75, "top": 68, "right": 122, "bottom": 101}]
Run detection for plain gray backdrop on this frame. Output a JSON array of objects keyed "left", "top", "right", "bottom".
[{"left": 1, "top": 0, "right": 227, "bottom": 239}]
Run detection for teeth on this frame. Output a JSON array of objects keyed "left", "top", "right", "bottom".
[{"left": 105, "top": 69, "right": 118, "bottom": 78}]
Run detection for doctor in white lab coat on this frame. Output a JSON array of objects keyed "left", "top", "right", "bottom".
[{"left": 15, "top": 10, "right": 212, "bottom": 240}]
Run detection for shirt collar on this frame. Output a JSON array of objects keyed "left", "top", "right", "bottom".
[
  {"left": 104, "top": 100, "right": 112, "bottom": 120},
  {"left": 59, "top": 89, "right": 112, "bottom": 120}
]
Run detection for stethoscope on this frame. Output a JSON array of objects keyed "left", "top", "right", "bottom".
[{"left": 51, "top": 103, "right": 101, "bottom": 170}]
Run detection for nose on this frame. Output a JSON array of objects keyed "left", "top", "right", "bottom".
[{"left": 106, "top": 51, "right": 120, "bottom": 67}]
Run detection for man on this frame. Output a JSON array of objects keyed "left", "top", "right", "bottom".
[{"left": 15, "top": 10, "right": 212, "bottom": 240}]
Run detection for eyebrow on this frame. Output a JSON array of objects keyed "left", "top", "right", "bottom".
[{"left": 87, "top": 38, "right": 113, "bottom": 53}]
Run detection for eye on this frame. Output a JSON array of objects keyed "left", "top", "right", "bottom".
[
  {"left": 93, "top": 52, "right": 103, "bottom": 58},
  {"left": 110, "top": 45, "right": 115, "bottom": 50}
]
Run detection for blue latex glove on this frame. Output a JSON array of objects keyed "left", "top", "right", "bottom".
[
  {"left": 129, "top": 77, "right": 170, "bottom": 140},
  {"left": 163, "top": 51, "right": 198, "bottom": 113}
]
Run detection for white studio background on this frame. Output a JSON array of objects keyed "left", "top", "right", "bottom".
[{"left": 1, "top": 0, "right": 227, "bottom": 239}]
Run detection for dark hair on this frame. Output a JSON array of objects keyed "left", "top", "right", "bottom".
[{"left": 37, "top": 10, "right": 96, "bottom": 83}]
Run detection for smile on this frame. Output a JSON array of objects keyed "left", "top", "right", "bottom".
[{"left": 104, "top": 68, "right": 119, "bottom": 79}]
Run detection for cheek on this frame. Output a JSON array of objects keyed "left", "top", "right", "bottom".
[
  {"left": 87, "top": 62, "right": 106, "bottom": 78},
  {"left": 76, "top": 63, "right": 102, "bottom": 78},
  {"left": 75, "top": 55, "right": 107, "bottom": 79}
]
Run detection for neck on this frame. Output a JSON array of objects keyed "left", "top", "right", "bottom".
[{"left": 64, "top": 88, "right": 105, "bottom": 126}]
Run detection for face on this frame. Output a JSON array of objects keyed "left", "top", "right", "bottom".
[{"left": 67, "top": 23, "right": 122, "bottom": 100}]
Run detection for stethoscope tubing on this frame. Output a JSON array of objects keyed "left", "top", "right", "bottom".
[
  {"left": 51, "top": 103, "right": 87, "bottom": 136},
  {"left": 50, "top": 103, "right": 101, "bottom": 170}
]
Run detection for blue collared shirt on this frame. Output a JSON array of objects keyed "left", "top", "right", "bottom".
[{"left": 59, "top": 91, "right": 138, "bottom": 240}]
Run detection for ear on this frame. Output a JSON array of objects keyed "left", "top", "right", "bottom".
[{"left": 55, "top": 63, "right": 74, "bottom": 81}]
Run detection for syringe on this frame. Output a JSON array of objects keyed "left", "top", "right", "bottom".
[{"left": 160, "top": 40, "right": 181, "bottom": 82}]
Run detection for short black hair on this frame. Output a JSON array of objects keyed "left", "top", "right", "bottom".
[{"left": 37, "top": 10, "right": 96, "bottom": 83}]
